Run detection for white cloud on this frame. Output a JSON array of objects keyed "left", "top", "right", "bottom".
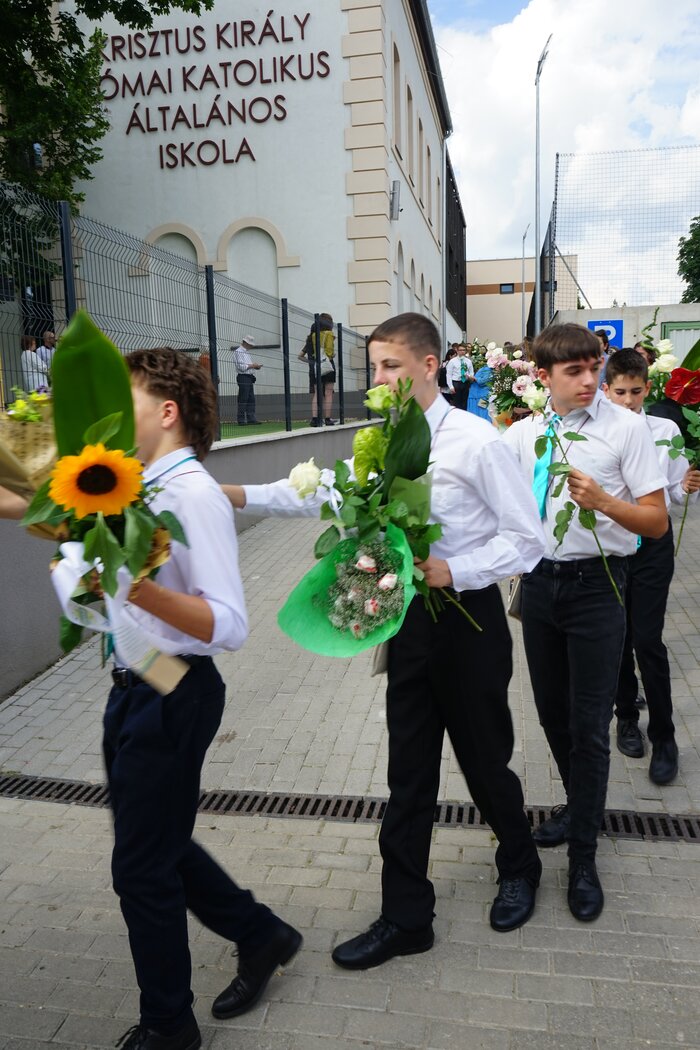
[{"left": 435, "top": 0, "right": 700, "bottom": 281}]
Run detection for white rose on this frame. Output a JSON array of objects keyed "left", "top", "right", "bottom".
[
  {"left": 650, "top": 352, "right": 678, "bottom": 375},
  {"left": 487, "top": 341, "right": 497, "bottom": 351},
  {"left": 288, "top": 457, "right": 321, "bottom": 498},
  {"left": 655, "top": 338, "right": 674, "bottom": 356},
  {"left": 521, "top": 383, "right": 548, "bottom": 411},
  {"left": 512, "top": 349, "right": 523, "bottom": 359}
]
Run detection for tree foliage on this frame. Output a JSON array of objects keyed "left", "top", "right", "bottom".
[
  {"left": 0, "top": 1, "right": 213, "bottom": 209},
  {"left": 678, "top": 214, "right": 700, "bottom": 304}
]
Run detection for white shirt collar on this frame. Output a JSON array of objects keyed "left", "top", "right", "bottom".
[
  {"left": 423, "top": 393, "right": 451, "bottom": 435},
  {"left": 144, "top": 445, "right": 198, "bottom": 485}
]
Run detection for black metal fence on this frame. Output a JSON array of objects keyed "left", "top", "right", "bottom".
[{"left": 0, "top": 181, "right": 370, "bottom": 436}]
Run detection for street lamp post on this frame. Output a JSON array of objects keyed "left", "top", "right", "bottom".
[
  {"left": 521, "top": 222, "right": 530, "bottom": 341},
  {"left": 534, "top": 33, "right": 552, "bottom": 336}
]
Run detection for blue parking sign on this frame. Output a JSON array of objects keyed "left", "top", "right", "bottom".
[{"left": 588, "top": 319, "right": 623, "bottom": 348}]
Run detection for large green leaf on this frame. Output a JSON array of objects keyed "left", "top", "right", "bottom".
[
  {"left": 52, "top": 311, "right": 135, "bottom": 457},
  {"left": 681, "top": 337, "right": 700, "bottom": 371},
  {"left": 83, "top": 512, "right": 126, "bottom": 596},
  {"left": 124, "top": 505, "right": 156, "bottom": 577},
  {"left": 382, "top": 398, "right": 431, "bottom": 501},
  {"left": 157, "top": 510, "right": 188, "bottom": 548}
]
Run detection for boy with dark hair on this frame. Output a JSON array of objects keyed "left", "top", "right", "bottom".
[
  {"left": 105, "top": 348, "right": 301, "bottom": 1050},
  {"left": 224, "top": 311, "right": 546, "bottom": 964},
  {"left": 603, "top": 350, "right": 700, "bottom": 783},
  {"left": 504, "top": 324, "right": 667, "bottom": 922}
]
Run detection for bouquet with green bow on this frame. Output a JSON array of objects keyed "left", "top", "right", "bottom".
[{"left": 277, "top": 382, "right": 480, "bottom": 657}]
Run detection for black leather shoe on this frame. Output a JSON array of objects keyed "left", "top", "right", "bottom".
[
  {"left": 533, "top": 804, "right": 569, "bottom": 847},
  {"left": 116, "top": 1020, "right": 201, "bottom": 1049},
  {"left": 616, "top": 718, "right": 645, "bottom": 758},
  {"left": 568, "top": 861, "right": 604, "bottom": 922},
  {"left": 649, "top": 738, "right": 679, "bottom": 785},
  {"left": 331, "top": 917, "right": 434, "bottom": 970},
  {"left": 212, "top": 920, "right": 302, "bottom": 1019},
  {"left": 489, "top": 877, "right": 537, "bottom": 932}
]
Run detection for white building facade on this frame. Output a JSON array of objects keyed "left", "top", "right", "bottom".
[{"left": 79, "top": 0, "right": 464, "bottom": 337}]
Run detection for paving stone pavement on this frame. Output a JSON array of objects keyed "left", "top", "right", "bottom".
[{"left": 1, "top": 506, "right": 700, "bottom": 1048}]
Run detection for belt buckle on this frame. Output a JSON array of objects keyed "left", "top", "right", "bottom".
[{"left": 111, "top": 668, "right": 130, "bottom": 688}]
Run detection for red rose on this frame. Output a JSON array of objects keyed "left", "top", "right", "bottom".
[{"left": 665, "top": 368, "right": 700, "bottom": 406}]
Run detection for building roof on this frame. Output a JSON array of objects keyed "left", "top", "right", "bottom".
[{"left": 409, "top": 0, "right": 453, "bottom": 136}]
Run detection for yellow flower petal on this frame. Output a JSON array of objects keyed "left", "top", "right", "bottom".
[{"left": 49, "top": 443, "right": 143, "bottom": 519}]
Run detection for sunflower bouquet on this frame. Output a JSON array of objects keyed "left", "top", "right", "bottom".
[
  {"left": 20, "top": 312, "right": 187, "bottom": 681},
  {"left": 277, "top": 381, "right": 480, "bottom": 658}
]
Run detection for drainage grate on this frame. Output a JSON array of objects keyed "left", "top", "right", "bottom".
[{"left": 1, "top": 771, "right": 699, "bottom": 844}]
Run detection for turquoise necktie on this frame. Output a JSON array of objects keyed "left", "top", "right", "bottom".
[
  {"left": 460, "top": 358, "right": 467, "bottom": 381},
  {"left": 533, "top": 414, "right": 561, "bottom": 518}
]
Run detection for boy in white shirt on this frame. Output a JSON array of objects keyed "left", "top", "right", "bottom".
[
  {"left": 503, "top": 325, "right": 667, "bottom": 923},
  {"left": 603, "top": 350, "right": 700, "bottom": 784}
]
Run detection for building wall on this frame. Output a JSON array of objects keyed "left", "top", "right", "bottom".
[
  {"left": 467, "top": 256, "right": 578, "bottom": 345},
  {"left": 75, "top": 0, "right": 456, "bottom": 336},
  {"left": 553, "top": 304, "right": 700, "bottom": 357}
]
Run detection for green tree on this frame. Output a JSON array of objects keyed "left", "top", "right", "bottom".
[
  {"left": 678, "top": 215, "right": 700, "bottom": 304},
  {"left": 0, "top": 1, "right": 213, "bottom": 209}
]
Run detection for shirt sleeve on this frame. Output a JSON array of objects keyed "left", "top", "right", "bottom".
[
  {"left": 174, "top": 478, "right": 249, "bottom": 651},
  {"left": 446, "top": 439, "right": 545, "bottom": 591},
  {"left": 620, "top": 412, "right": 668, "bottom": 499}
]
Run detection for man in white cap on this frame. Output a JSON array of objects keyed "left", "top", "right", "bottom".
[{"left": 233, "top": 336, "right": 262, "bottom": 425}]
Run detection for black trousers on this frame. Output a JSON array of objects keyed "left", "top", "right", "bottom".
[
  {"left": 103, "top": 659, "right": 274, "bottom": 1034},
  {"left": 521, "top": 556, "right": 628, "bottom": 863},
  {"left": 379, "top": 588, "right": 541, "bottom": 931},
  {"left": 236, "top": 374, "right": 257, "bottom": 423},
  {"left": 615, "top": 522, "right": 675, "bottom": 743},
  {"left": 452, "top": 380, "right": 469, "bottom": 410}
]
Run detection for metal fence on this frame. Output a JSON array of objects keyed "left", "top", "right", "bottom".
[
  {"left": 547, "top": 145, "right": 700, "bottom": 318},
  {"left": 0, "top": 181, "right": 370, "bottom": 435}
]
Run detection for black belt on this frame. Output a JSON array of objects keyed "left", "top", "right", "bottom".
[
  {"left": 538, "top": 555, "right": 628, "bottom": 577},
  {"left": 111, "top": 654, "right": 209, "bottom": 689}
]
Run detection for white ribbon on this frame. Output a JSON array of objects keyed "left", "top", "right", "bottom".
[{"left": 52, "top": 542, "right": 187, "bottom": 694}]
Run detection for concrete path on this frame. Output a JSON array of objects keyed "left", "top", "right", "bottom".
[{"left": 1, "top": 507, "right": 699, "bottom": 1048}]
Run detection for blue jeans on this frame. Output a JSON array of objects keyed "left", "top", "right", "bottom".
[{"left": 521, "top": 556, "right": 628, "bottom": 863}]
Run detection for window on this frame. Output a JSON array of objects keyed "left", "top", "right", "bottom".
[
  {"left": 406, "top": 86, "right": 414, "bottom": 182},
  {"left": 418, "top": 119, "right": 424, "bottom": 204},
  {"left": 392, "top": 46, "right": 402, "bottom": 155},
  {"left": 500, "top": 283, "right": 515, "bottom": 294},
  {"left": 436, "top": 176, "right": 441, "bottom": 241},
  {"left": 426, "top": 146, "right": 432, "bottom": 222}
]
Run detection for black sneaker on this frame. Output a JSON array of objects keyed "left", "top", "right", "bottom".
[
  {"left": 616, "top": 718, "right": 644, "bottom": 758},
  {"left": 309, "top": 417, "right": 321, "bottom": 427},
  {"left": 324, "top": 418, "right": 337, "bottom": 426}
]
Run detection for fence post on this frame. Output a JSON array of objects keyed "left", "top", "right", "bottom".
[
  {"left": 313, "top": 313, "right": 323, "bottom": 425},
  {"left": 281, "top": 298, "right": 292, "bottom": 431},
  {"left": 365, "top": 336, "right": 372, "bottom": 420},
  {"left": 336, "top": 322, "right": 345, "bottom": 424},
  {"left": 204, "top": 264, "right": 221, "bottom": 440},
  {"left": 58, "top": 201, "right": 77, "bottom": 320}
]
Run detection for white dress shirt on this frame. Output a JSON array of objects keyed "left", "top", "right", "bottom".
[
  {"left": 233, "top": 345, "right": 254, "bottom": 375},
  {"left": 120, "top": 447, "right": 248, "bottom": 657},
  {"left": 503, "top": 390, "right": 667, "bottom": 560},
  {"left": 243, "top": 394, "right": 545, "bottom": 592},
  {"left": 645, "top": 414, "right": 698, "bottom": 510},
  {"left": 445, "top": 355, "right": 473, "bottom": 388}
]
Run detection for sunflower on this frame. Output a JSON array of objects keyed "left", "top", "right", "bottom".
[{"left": 49, "top": 443, "right": 143, "bottom": 519}]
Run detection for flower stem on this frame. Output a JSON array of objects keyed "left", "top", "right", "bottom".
[
  {"left": 550, "top": 431, "right": 624, "bottom": 607},
  {"left": 675, "top": 492, "right": 690, "bottom": 556},
  {"left": 438, "top": 587, "right": 483, "bottom": 631}
]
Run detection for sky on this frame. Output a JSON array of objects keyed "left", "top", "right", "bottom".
[{"left": 428, "top": 0, "right": 700, "bottom": 296}]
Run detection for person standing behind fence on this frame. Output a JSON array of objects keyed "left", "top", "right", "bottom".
[
  {"left": 233, "top": 336, "right": 262, "bottom": 426},
  {"left": 20, "top": 335, "right": 50, "bottom": 392},
  {"left": 299, "top": 313, "right": 336, "bottom": 426},
  {"left": 36, "top": 330, "right": 57, "bottom": 371}
]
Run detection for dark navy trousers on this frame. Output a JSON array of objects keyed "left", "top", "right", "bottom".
[{"left": 103, "top": 658, "right": 273, "bottom": 1034}]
